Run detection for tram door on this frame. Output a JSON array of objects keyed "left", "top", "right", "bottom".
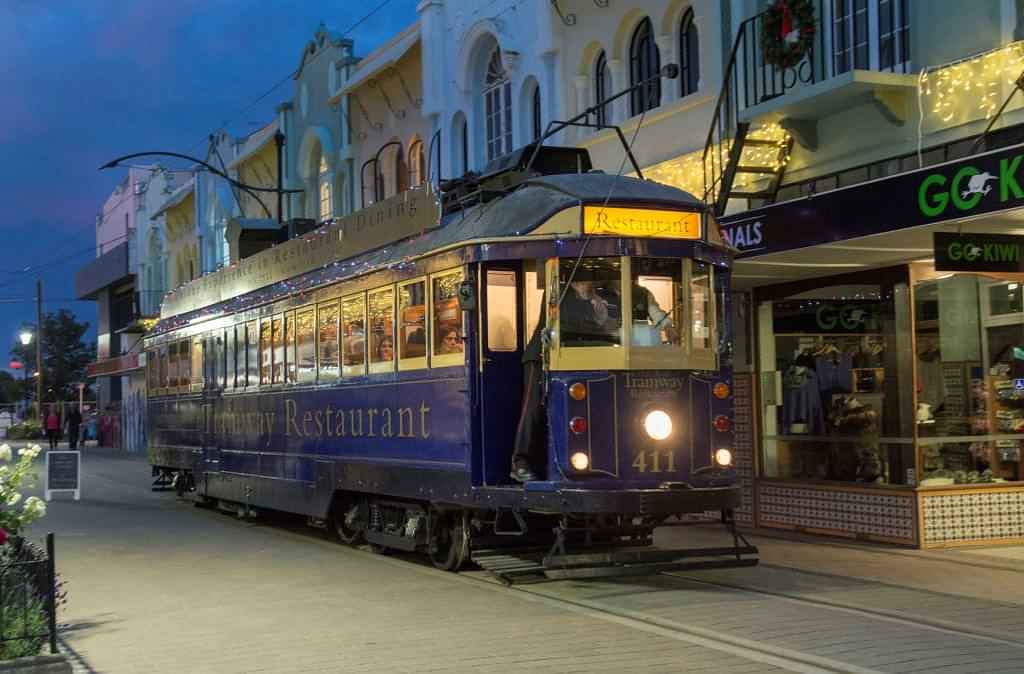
[{"left": 479, "top": 263, "right": 525, "bottom": 485}]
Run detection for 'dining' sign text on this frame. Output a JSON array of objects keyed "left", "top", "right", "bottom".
[{"left": 583, "top": 206, "right": 701, "bottom": 240}]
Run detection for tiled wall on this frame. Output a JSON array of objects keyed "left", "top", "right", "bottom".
[{"left": 921, "top": 488, "right": 1024, "bottom": 546}]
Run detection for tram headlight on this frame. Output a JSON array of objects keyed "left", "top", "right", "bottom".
[
  {"left": 643, "top": 410, "right": 673, "bottom": 440},
  {"left": 714, "top": 448, "right": 733, "bottom": 467},
  {"left": 570, "top": 452, "right": 590, "bottom": 471}
]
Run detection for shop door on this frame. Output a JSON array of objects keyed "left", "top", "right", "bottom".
[{"left": 479, "top": 264, "right": 524, "bottom": 485}]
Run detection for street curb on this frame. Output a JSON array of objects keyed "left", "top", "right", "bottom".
[{"left": 0, "top": 654, "right": 70, "bottom": 674}]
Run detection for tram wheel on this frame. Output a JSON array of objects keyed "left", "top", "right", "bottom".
[
  {"left": 428, "top": 508, "right": 469, "bottom": 572},
  {"left": 331, "top": 495, "right": 368, "bottom": 545}
]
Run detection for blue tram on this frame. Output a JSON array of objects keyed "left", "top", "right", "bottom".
[{"left": 144, "top": 147, "right": 757, "bottom": 580}]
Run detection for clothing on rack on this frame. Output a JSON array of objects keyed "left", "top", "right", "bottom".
[{"left": 782, "top": 367, "right": 825, "bottom": 435}]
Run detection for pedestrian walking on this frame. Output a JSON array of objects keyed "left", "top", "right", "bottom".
[
  {"left": 65, "top": 405, "right": 82, "bottom": 450},
  {"left": 45, "top": 407, "right": 61, "bottom": 450}
]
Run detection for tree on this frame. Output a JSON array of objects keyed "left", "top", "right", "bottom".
[
  {"left": 0, "top": 372, "right": 22, "bottom": 405},
  {"left": 10, "top": 309, "right": 95, "bottom": 404}
]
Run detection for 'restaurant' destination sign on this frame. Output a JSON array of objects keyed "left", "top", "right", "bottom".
[
  {"left": 582, "top": 206, "right": 701, "bottom": 240},
  {"left": 161, "top": 187, "right": 442, "bottom": 318}
]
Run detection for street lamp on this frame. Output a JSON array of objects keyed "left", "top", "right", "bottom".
[{"left": 19, "top": 329, "right": 32, "bottom": 347}]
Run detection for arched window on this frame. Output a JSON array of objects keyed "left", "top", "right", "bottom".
[
  {"left": 408, "top": 139, "right": 425, "bottom": 187},
  {"left": 361, "top": 159, "right": 377, "bottom": 208},
  {"left": 484, "top": 48, "right": 512, "bottom": 161},
  {"left": 532, "top": 86, "right": 542, "bottom": 141},
  {"left": 318, "top": 154, "right": 332, "bottom": 221},
  {"left": 594, "top": 50, "right": 612, "bottom": 126},
  {"left": 629, "top": 18, "right": 661, "bottom": 116},
  {"left": 679, "top": 8, "right": 699, "bottom": 97}
]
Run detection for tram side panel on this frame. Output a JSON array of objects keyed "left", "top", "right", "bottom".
[{"left": 201, "top": 372, "right": 472, "bottom": 517}]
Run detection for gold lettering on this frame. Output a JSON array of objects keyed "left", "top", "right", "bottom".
[
  {"left": 349, "top": 409, "right": 363, "bottom": 437},
  {"left": 420, "top": 402, "right": 431, "bottom": 439},
  {"left": 324, "top": 405, "right": 334, "bottom": 437},
  {"left": 335, "top": 410, "right": 346, "bottom": 437},
  {"left": 380, "top": 409, "right": 393, "bottom": 437},
  {"left": 302, "top": 411, "right": 313, "bottom": 436},
  {"left": 398, "top": 407, "right": 414, "bottom": 438},
  {"left": 263, "top": 412, "right": 275, "bottom": 436},
  {"left": 314, "top": 411, "right": 324, "bottom": 437},
  {"left": 367, "top": 408, "right": 378, "bottom": 437},
  {"left": 286, "top": 400, "right": 302, "bottom": 436}
]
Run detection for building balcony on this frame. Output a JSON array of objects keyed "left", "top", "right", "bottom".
[{"left": 75, "top": 241, "right": 132, "bottom": 300}]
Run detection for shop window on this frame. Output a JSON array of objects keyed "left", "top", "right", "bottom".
[
  {"left": 690, "top": 261, "right": 713, "bottom": 352},
  {"left": 191, "top": 338, "right": 203, "bottom": 390},
  {"left": 558, "top": 257, "right": 623, "bottom": 347},
  {"left": 486, "top": 270, "right": 518, "bottom": 352},
  {"left": 318, "top": 302, "right": 340, "bottom": 380},
  {"left": 285, "top": 311, "right": 297, "bottom": 384},
  {"left": 295, "top": 308, "right": 316, "bottom": 383},
  {"left": 342, "top": 294, "right": 367, "bottom": 376},
  {"left": 271, "top": 316, "right": 284, "bottom": 384},
  {"left": 761, "top": 282, "right": 910, "bottom": 485},
  {"left": 368, "top": 287, "right": 396, "bottom": 373},
  {"left": 398, "top": 279, "right": 427, "bottom": 368},
  {"left": 916, "top": 275, "right": 1024, "bottom": 483},
  {"left": 246, "top": 321, "right": 259, "bottom": 387},
  {"left": 432, "top": 270, "right": 465, "bottom": 365},
  {"left": 633, "top": 258, "right": 683, "bottom": 348}
]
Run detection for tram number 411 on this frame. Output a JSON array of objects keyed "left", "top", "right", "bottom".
[{"left": 632, "top": 448, "right": 675, "bottom": 473}]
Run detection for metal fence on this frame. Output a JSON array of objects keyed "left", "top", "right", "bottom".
[{"left": 0, "top": 533, "right": 58, "bottom": 658}]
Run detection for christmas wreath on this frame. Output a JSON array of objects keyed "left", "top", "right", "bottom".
[{"left": 761, "top": 0, "right": 816, "bottom": 70}]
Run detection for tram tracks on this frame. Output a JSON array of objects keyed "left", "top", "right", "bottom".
[{"left": 455, "top": 564, "right": 1024, "bottom": 673}]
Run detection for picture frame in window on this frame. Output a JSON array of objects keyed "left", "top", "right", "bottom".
[
  {"left": 259, "top": 318, "right": 272, "bottom": 386},
  {"left": 368, "top": 287, "right": 396, "bottom": 374},
  {"left": 397, "top": 278, "right": 428, "bottom": 370},
  {"left": 341, "top": 292, "right": 367, "bottom": 377},
  {"left": 431, "top": 269, "right": 466, "bottom": 368}
]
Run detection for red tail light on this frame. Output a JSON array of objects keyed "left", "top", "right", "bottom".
[
  {"left": 713, "top": 415, "right": 731, "bottom": 433},
  {"left": 569, "top": 417, "right": 588, "bottom": 434}
]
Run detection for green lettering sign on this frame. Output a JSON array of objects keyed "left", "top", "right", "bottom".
[
  {"left": 950, "top": 166, "right": 982, "bottom": 211},
  {"left": 918, "top": 173, "right": 948, "bottom": 217}
]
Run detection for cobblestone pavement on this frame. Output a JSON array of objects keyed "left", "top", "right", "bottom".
[{"left": 19, "top": 447, "right": 1024, "bottom": 673}]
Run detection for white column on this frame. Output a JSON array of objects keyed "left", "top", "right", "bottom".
[
  {"left": 572, "top": 75, "right": 589, "bottom": 143},
  {"left": 609, "top": 58, "right": 627, "bottom": 122}
]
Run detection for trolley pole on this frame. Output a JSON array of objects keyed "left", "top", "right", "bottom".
[{"left": 35, "top": 279, "right": 43, "bottom": 420}]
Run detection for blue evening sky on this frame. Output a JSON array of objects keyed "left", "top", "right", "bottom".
[{"left": 0, "top": 0, "right": 419, "bottom": 364}]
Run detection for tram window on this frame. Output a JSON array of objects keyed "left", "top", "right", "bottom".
[
  {"left": 524, "top": 265, "right": 545, "bottom": 343},
  {"left": 632, "top": 258, "right": 683, "bottom": 347},
  {"left": 486, "top": 270, "right": 517, "bottom": 352},
  {"left": 433, "top": 270, "right": 465, "bottom": 360},
  {"left": 690, "top": 260, "right": 714, "bottom": 352},
  {"left": 167, "top": 342, "right": 178, "bottom": 389},
  {"left": 272, "top": 315, "right": 284, "bottom": 384},
  {"left": 398, "top": 279, "right": 427, "bottom": 367},
  {"left": 318, "top": 302, "right": 340, "bottom": 380},
  {"left": 179, "top": 340, "right": 191, "bottom": 389},
  {"left": 558, "top": 257, "right": 623, "bottom": 347},
  {"left": 159, "top": 345, "right": 168, "bottom": 390},
  {"left": 191, "top": 338, "right": 204, "bottom": 390},
  {"left": 295, "top": 308, "right": 316, "bottom": 383},
  {"left": 341, "top": 294, "right": 367, "bottom": 376},
  {"left": 368, "top": 288, "right": 395, "bottom": 373},
  {"left": 259, "top": 318, "right": 272, "bottom": 385},
  {"left": 246, "top": 321, "right": 259, "bottom": 387},
  {"left": 285, "top": 311, "right": 297, "bottom": 384},
  {"left": 226, "top": 327, "right": 236, "bottom": 389}
]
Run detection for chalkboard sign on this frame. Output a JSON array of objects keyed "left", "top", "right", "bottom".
[{"left": 45, "top": 451, "right": 80, "bottom": 501}]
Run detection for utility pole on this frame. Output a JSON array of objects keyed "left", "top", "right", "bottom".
[{"left": 35, "top": 279, "right": 43, "bottom": 420}]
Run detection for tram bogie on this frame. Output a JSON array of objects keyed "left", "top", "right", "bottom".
[{"left": 143, "top": 150, "right": 757, "bottom": 581}]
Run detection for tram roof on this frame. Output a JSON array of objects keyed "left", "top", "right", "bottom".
[{"left": 149, "top": 173, "right": 705, "bottom": 337}]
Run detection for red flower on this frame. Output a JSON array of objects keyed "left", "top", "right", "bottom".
[{"left": 0, "top": 528, "right": 8, "bottom": 546}]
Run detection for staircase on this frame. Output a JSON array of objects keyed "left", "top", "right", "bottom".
[{"left": 702, "top": 3, "right": 830, "bottom": 215}]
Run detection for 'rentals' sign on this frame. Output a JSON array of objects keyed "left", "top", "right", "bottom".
[
  {"left": 160, "top": 187, "right": 441, "bottom": 319},
  {"left": 934, "top": 232, "right": 1024, "bottom": 272}
]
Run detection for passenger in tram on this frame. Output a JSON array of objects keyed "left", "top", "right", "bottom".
[
  {"left": 439, "top": 328, "right": 464, "bottom": 354},
  {"left": 376, "top": 336, "right": 394, "bottom": 362}
]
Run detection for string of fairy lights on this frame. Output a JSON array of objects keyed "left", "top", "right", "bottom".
[{"left": 919, "top": 40, "right": 1024, "bottom": 124}]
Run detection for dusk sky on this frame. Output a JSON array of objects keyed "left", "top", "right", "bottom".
[{"left": 0, "top": 0, "right": 418, "bottom": 366}]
